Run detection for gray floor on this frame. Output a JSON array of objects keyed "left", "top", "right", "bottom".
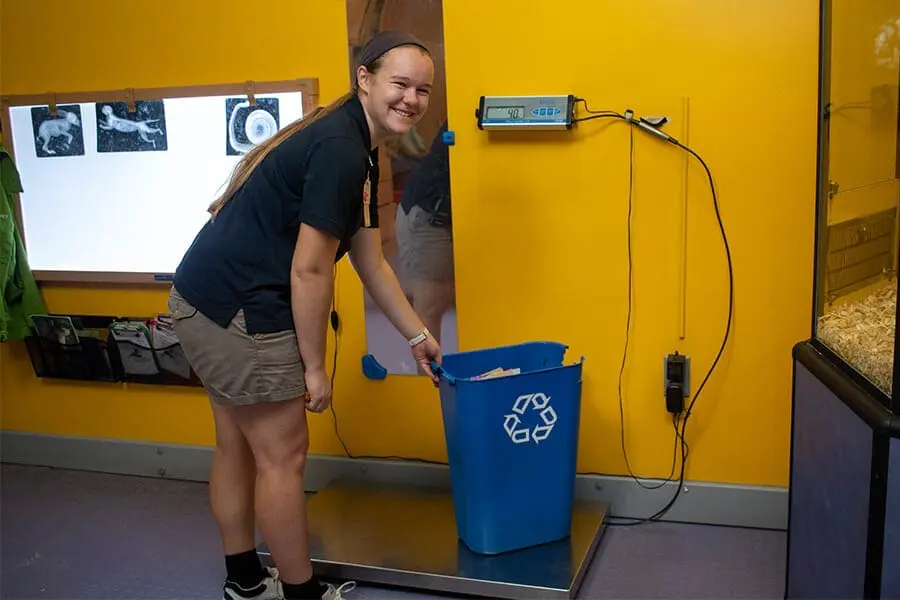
[{"left": 0, "top": 463, "right": 787, "bottom": 599}]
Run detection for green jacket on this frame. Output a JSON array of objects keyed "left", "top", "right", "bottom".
[{"left": 1, "top": 143, "right": 47, "bottom": 341}]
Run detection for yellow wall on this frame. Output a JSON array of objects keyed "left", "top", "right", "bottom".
[
  {"left": 1, "top": 0, "right": 826, "bottom": 487},
  {"left": 440, "top": 0, "right": 821, "bottom": 487}
]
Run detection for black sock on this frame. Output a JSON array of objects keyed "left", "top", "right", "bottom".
[
  {"left": 282, "top": 576, "right": 326, "bottom": 600},
  {"left": 224, "top": 549, "right": 266, "bottom": 588}
]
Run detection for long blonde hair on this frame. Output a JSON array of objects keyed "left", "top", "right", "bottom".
[
  {"left": 208, "top": 90, "right": 355, "bottom": 218},
  {"left": 209, "top": 39, "right": 431, "bottom": 218}
]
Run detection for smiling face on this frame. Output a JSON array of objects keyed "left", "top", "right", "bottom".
[{"left": 357, "top": 45, "right": 434, "bottom": 145}]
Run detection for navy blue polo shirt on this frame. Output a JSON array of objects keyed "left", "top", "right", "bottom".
[
  {"left": 400, "top": 120, "right": 450, "bottom": 221},
  {"left": 173, "top": 94, "right": 380, "bottom": 334}
]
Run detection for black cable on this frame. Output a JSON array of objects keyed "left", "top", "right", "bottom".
[
  {"left": 617, "top": 124, "right": 681, "bottom": 491},
  {"left": 571, "top": 98, "right": 628, "bottom": 125},
  {"left": 572, "top": 97, "right": 733, "bottom": 526},
  {"left": 327, "top": 265, "right": 448, "bottom": 466},
  {"left": 646, "top": 138, "right": 733, "bottom": 523},
  {"left": 328, "top": 266, "right": 354, "bottom": 459}
]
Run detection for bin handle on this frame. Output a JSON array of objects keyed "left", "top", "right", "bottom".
[{"left": 431, "top": 360, "right": 456, "bottom": 385}]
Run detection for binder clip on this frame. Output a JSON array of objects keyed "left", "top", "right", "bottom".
[
  {"left": 246, "top": 81, "right": 257, "bottom": 107},
  {"left": 124, "top": 88, "right": 136, "bottom": 113}
]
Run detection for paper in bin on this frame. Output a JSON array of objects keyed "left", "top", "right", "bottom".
[{"left": 472, "top": 367, "right": 521, "bottom": 380}]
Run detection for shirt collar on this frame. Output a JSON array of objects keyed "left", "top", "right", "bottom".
[{"left": 342, "top": 93, "right": 373, "bottom": 150}]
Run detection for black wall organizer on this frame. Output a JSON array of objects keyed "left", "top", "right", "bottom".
[{"left": 23, "top": 313, "right": 203, "bottom": 388}]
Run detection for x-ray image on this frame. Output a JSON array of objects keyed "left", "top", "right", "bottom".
[
  {"left": 96, "top": 100, "right": 168, "bottom": 153},
  {"left": 31, "top": 105, "right": 85, "bottom": 158},
  {"left": 226, "top": 97, "right": 280, "bottom": 155}
]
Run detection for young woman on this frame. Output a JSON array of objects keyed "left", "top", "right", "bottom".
[{"left": 167, "top": 31, "right": 441, "bottom": 600}]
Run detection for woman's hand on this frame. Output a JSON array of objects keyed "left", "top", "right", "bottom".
[
  {"left": 304, "top": 368, "right": 332, "bottom": 413},
  {"left": 412, "top": 337, "right": 442, "bottom": 385}
]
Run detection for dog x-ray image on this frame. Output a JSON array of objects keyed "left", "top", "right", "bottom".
[
  {"left": 96, "top": 100, "right": 168, "bottom": 153},
  {"left": 31, "top": 105, "right": 85, "bottom": 158},
  {"left": 225, "top": 97, "right": 280, "bottom": 156}
]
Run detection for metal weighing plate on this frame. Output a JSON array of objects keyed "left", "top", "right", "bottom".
[{"left": 294, "top": 479, "right": 608, "bottom": 599}]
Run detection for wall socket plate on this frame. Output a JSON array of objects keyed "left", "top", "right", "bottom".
[{"left": 664, "top": 353, "right": 691, "bottom": 397}]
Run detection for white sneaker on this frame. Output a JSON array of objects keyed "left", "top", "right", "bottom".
[
  {"left": 321, "top": 581, "right": 356, "bottom": 599},
  {"left": 223, "top": 566, "right": 283, "bottom": 600}
]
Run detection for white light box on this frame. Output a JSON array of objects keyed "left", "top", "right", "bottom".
[{"left": 3, "top": 83, "right": 312, "bottom": 280}]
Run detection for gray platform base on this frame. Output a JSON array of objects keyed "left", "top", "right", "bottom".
[{"left": 274, "top": 479, "right": 608, "bottom": 599}]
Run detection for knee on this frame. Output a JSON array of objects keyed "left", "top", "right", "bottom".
[
  {"left": 414, "top": 284, "right": 454, "bottom": 315},
  {"left": 255, "top": 431, "right": 309, "bottom": 475},
  {"left": 418, "top": 300, "right": 449, "bottom": 321}
]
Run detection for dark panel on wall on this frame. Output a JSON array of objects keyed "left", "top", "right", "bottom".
[
  {"left": 788, "top": 363, "right": 872, "bottom": 599},
  {"left": 882, "top": 437, "right": 900, "bottom": 598}
]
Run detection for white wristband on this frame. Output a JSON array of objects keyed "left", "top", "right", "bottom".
[{"left": 408, "top": 328, "right": 429, "bottom": 347}]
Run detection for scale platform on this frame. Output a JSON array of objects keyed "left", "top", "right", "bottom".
[{"left": 289, "top": 479, "right": 608, "bottom": 599}]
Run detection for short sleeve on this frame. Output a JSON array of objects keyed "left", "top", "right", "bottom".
[{"left": 297, "top": 137, "right": 371, "bottom": 241}]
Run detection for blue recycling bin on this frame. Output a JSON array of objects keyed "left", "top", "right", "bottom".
[{"left": 434, "top": 341, "right": 584, "bottom": 555}]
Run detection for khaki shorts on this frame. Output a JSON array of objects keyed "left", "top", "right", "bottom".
[
  {"left": 167, "top": 287, "right": 307, "bottom": 406},
  {"left": 395, "top": 204, "right": 455, "bottom": 282}
]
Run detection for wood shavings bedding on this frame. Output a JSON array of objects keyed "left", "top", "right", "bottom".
[{"left": 816, "top": 283, "right": 896, "bottom": 395}]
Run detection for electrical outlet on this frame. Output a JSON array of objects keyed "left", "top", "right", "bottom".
[{"left": 664, "top": 352, "right": 690, "bottom": 414}]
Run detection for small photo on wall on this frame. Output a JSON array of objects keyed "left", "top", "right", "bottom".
[
  {"left": 96, "top": 100, "right": 168, "bottom": 153},
  {"left": 31, "top": 105, "right": 85, "bottom": 158},
  {"left": 226, "top": 97, "right": 280, "bottom": 156},
  {"left": 31, "top": 315, "right": 80, "bottom": 346}
]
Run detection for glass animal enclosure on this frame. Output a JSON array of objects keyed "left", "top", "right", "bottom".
[
  {"left": 813, "top": 1, "right": 900, "bottom": 408},
  {"left": 0, "top": 79, "right": 317, "bottom": 283}
]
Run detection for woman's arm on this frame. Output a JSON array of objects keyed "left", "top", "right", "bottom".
[
  {"left": 291, "top": 223, "right": 340, "bottom": 376},
  {"left": 349, "top": 227, "right": 427, "bottom": 341}
]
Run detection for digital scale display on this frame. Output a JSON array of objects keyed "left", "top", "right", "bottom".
[
  {"left": 485, "top": 106, "right": 527, "bottom": 120},
  {"left": 476, "top": 95, "right": 575, "bottom": 130}
]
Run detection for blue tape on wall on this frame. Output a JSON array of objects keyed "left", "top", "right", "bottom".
[{"left": 362, "top": 354, "right": 388, "bottom": 380}]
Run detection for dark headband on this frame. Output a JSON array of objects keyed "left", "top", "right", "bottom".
[{"left": 355, "top": 30, "right": 429, "bottom": 69}]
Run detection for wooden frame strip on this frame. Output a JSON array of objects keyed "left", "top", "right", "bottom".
[{"left": 0, "top": 78, "right": 319, "bottom": 110}]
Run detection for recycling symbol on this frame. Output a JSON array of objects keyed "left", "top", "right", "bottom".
[{"left": 503, "top": 392, "right": 557, "bottom": 445}]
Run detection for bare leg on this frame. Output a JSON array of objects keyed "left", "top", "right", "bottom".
[
  {"left": 410, "top": 278, "right": 454, "bottom": 346},
  {"left": 209, "top": 401, "right": 258, "bottom": 554},
  {"left": 230, "top": 398, "right": 313, "bottom": 586}
]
